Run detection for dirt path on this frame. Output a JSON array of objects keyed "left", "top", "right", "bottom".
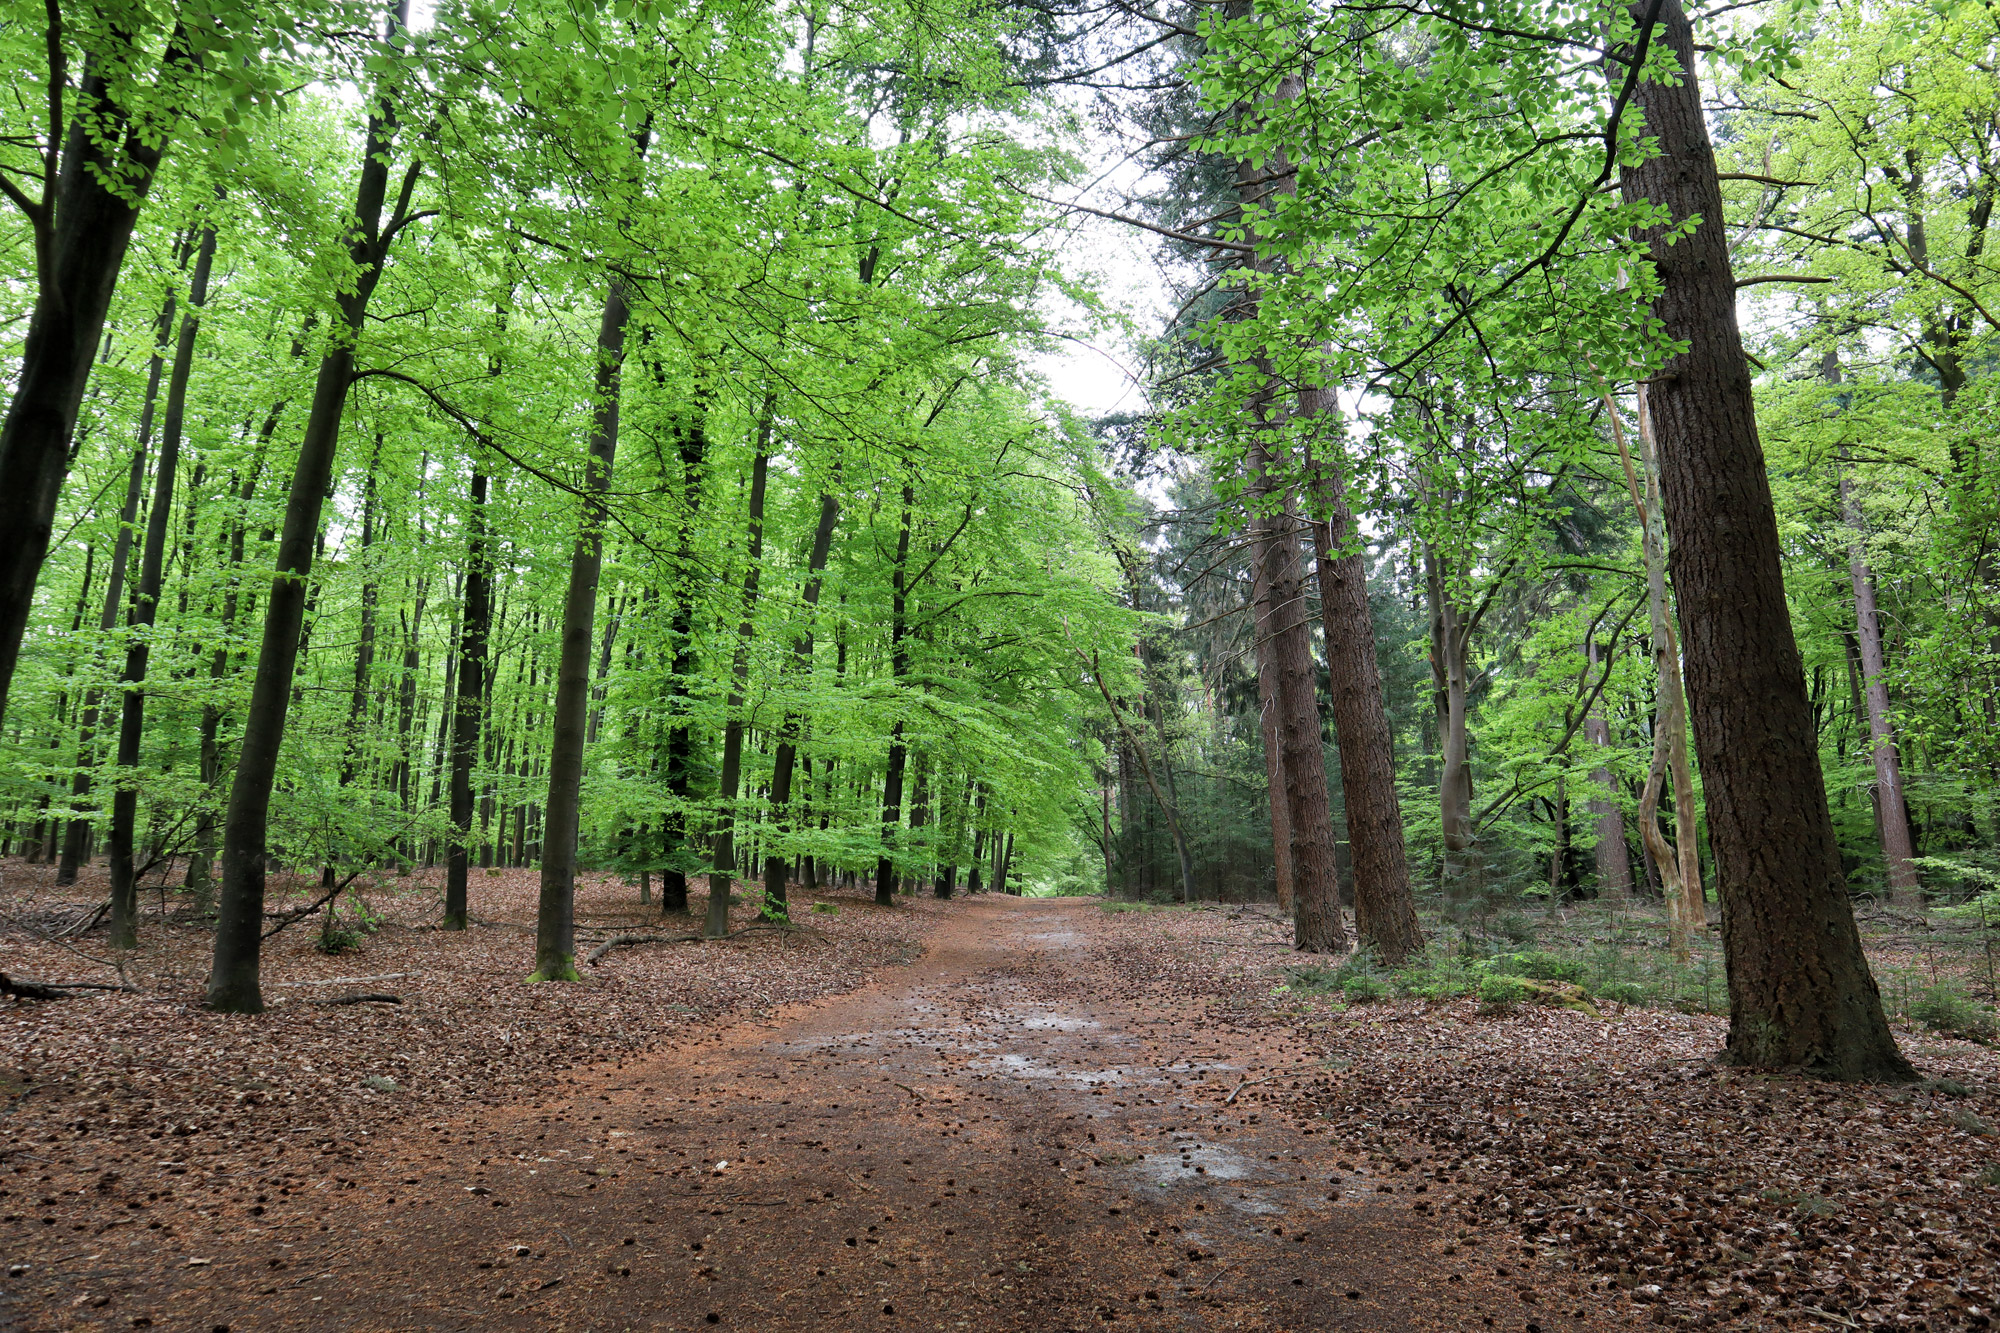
[{"left": 18, "top": 898, "right": 1625, "bottom": 1332}]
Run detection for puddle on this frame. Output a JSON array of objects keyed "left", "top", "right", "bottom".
[
  {"left": 1019, "top": 1014, "right": 1098, "bottom": 1032},
  {"left": 1130, "top": 1144, "right": 1256, "bottom": 1186},
  {"left": 973, "top": 1053, "right": 1142, "bottom": 1086}
]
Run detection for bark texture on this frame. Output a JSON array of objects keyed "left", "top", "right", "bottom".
[{"left": 1619, "top": 0, "right": 1910, "bottom": 1079}]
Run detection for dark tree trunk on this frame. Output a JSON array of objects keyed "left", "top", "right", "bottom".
[
  {"left": 445, "top": 468, "right": 491, "bottom": 930},
  {"left": 705, "top": 413, "right": 773, "bottom": 939},
  {"left": 1300, "top": 421, "right": 1422, "bottom": 960},
  {"left": 534, "top": 280, "right": 630, "bottom": 981},
  {"left": 1619, "top": 0, "right": 1909, "bottom": 1079},
  {"left": 659, "top": 400, "right": 708, "bottom": 916},
  {"left": 207, "top": 17, "right": 420, "bottom": 1012},
  {"left": 765, "top": 492, "right": 840, "bottom": 909},
  {"left": 108, "top": 222, "right": 218, "bottom": 946},
  {"left": 61, "top": 420, "right": 153, "bottom": 886},
  {"left": 0, "top": 41, "right": 178, "bottom": 724},
  {"left": 875, "top": 476, "right": 915, "bottom": 906},
  {"left": 188, "top": 445, "right": 266, "bottom": 901}
]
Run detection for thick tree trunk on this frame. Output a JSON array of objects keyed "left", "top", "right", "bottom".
[
  {"left": 0, "top": 46, "right": 174, "bottom": 725},
  {"left": 533, "top": 281, "right": 630, "bottom": 981},
  {"left": 706, "top": 416, "right": 773, "bottom": 939},
  {"left": 1250, "top": 532, "right": 1296, "bottom": 909},
  {"left": 445, "top": 468, "right": 490, "bottom": 930},
  {"left": 208, "top": 26, "right": 419, "bottom": 1012},
  {"left": 108, "top": 223, "right": 218, "bottom": 947},
  {"left": 1247, "top": 456, "right": 1347, "bottom": 953},
  {"left": 765, "top": 492, "right": 840, "bottom": 908},
  {"left": 1619, "top": 0, "right": 1909, "bottom": 1079},
  {"left": 1300, "top": 414, "right": 1423, "bottom": 962}
]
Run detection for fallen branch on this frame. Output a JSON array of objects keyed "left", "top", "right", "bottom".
[
  {"left": 261, "top": 870, "right": 364, "bottom": 941},
  {"left": 0, "top": 972, "right": 139, "bottom": 1001},
  {"left": 59, "top": 899, "right": 111, "bottom": 938},
  {"left": 309, "top": 992, "right": 401, "bottom": 1006},
  {"left": 892, "top": 1082, "right": 927, "bottom": 1103},
  {"left": 585, "top": 922, "right": 814, "bottom": 966},
  {"left": 0, "top": 909, "right": 126, "bottom": 974}
]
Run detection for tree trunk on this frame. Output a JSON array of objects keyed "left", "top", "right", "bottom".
[
  {"left": 1247, "top": 457, "right": 1347, "bottom": 953},
  {"left": 0, "top": 43, "right": 176, "bottom": 724},
  {"left": 1619, "top": 0, "right": 1909, "bottom": 1079},
  {"left": 1424, "top": 541, "right": 1476, "bottom": 896},
  {"left": 208, "top": 19, "right": 420, "bottom": 1012},
  {"left": 1300, "top": 411, "right": 1423, "bottom": 961},
  {"left": 1843, "top": 470, "right": 1920, "bottom": 905},
  {"left": 1583, "top": 634, "right": 1632, "bottom": 900},
  {"left": 705, "top": 412, "right": 773, "bottom": 939},
  {"left": 659, "top": 402, "right": 708, "bottom": 915},
  {"left": 875, "top": 475, "right": 915, "bottom": 907},
  {"left": 445, "top": 467, "right": 491, "bottom": 930},
  {"left": 533, "top": 280, "right": 631, "bottom": 981},
  {"left": 108, "top": 222, "right": 218, "bottom": 946},
  {"left": 765, "top": 491, "right": 840, "bottom": 908},
  {"left": 1250, "top": 542, "right": 1296, "bottom": 908}
]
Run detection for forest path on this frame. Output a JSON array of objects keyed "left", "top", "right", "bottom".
[{"left": 127, "top": 897, "right": 1614, "bottom": 1332}]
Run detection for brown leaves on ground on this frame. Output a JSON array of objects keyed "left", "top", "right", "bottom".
[
  {"left": 0, "top": 859, "right": 944, "bottom": 1261},
  {"left": 1087, "top": 905, "right": 2000, "bottom": 1332}
]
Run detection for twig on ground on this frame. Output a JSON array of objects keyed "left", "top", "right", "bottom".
[
  {"left": 1223, "top": 1074, "right": 1278, "bottom": 1106},
  {"left": 262, "top": 871, "right": 364, "bottom": 940},
  {"left": 0, "top": 909, "right": 126, "bottom": 973},
  {"left": 892, "top": 1082, "right": 927, "bottom": 1102},
  {"left": 308, "top": 993, "right": 401, "bottom": 1006}
]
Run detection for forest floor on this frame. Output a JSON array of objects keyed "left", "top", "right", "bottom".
[{"left": 0, "top": 870, "right": 1994, "bottom": 1332}]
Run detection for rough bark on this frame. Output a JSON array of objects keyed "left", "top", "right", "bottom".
[
  {"left": 659, "top": 402, "right": 708, "bottom": 915},
  {"left": 533, "top": 280, "right": 630, "bottom": 981},
  {"left": 1300, "top": 412, "right": 1423, "bottom": 962},
  {"left": 108, "top": 222, "right": 217, "bottom": 947},
  {"left": 1619, "top": 0, "right": 1910, "bottom": 1079},
  {"left": 1424, "top": 541, "right": 1477, "bottom": 893}
]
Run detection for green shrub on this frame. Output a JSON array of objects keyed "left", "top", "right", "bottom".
[
  {"left": 1390, "top": 953, "right": 1479, "bottom": 1001},
  {"left": 1907, "top": 983, "right": 1998, "bottom": 1041},
  {"left": 1596, "top": 980, "right": 1647, "bottom": 1006},
  {"left": 1478, "top": 974, "right": 1527, "bottom": 1013},
  {"left": 1342, "top": 974, "right": 1387, "bottom": 1004},
  {"left": 1492, "top": 911, "right": 1538, "bottom": 946},
  {"left": 1282, "top": 963, "right": 1341, "bottom": 993},
  {"left": 1494, "top": 950, "right": 1588, "bottom": 985}
]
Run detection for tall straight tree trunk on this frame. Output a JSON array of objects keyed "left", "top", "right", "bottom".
[
  {"left": 207, "top": 7, "right": 422, "bottom": 1012},
  {"left": 339, "top": 449, "right": 383, "bottom": 789},
  {"left": 1843, "top": 470, "right": 1920, "bottom": 905},
  {"left": 765, "top": 491, "right": 840, "bottom": 909},
  {"left": 875, "top": 474, "right": 915, "bottom": 907},
  {"left": 1246, "top": 456, "right": 1347, "bottom": 952},
  {"left": 533, "top": 280, "right": 631, "bottom": 980},
  {"left": 0, "top": 41, "right": 178, "bottom": 725},
  {"left": 60, "top": 426, "right": 153, "bottom": 886},
  {"left": 967, "top": 788, "right": 987, "bottom": 893},
  {"left": 1583, "top": 635, "right": 1632, "bottom": 899},
  {"left": 445, "top": 467, "right": 491, "bottom": 930},
  {"left": 1424, "top": 541, "right": 1476, "bottom": 895},
  {"left": 659, "top": 401, "right": 708, "bottom": 915},
  {"left": 705, "top": 416, "right": 773, "bottom": 939},
  {"left": 1619, "top": 0, "right": 1909, "bottom": 1079},
  {"left": 107, "top": 221, "right": 218, "bottom": 946},
  {"left": 1299, "top": 404, "right": 1423, "bottom": 962},
  {"left": 1249, "top": 549, "right": 1295, "bottom": 909},
  {"left": 188, "top": 447, "right": 266, "bottom": 900}
]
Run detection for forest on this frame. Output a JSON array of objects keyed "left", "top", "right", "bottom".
[{"left": 4, "top": 0, "right": 2000, "bottom": 1327}]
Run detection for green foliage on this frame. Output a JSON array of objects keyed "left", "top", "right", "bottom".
[
  {"left": 1477, "top": 974, "right": 1528, "bottom": 1014},
  {"left": 1905, "top": 984, "right": 1998, "bottom": 1041}
]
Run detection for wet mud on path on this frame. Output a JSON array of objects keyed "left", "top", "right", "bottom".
[{"left": 18, "top": 898, "right": 1632, "bottom": 1332}]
